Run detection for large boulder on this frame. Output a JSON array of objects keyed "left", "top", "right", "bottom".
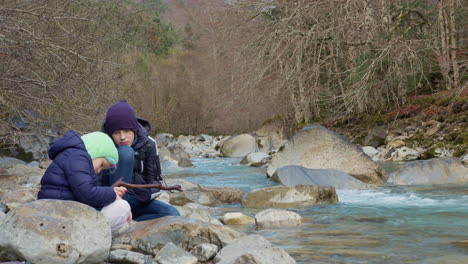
[
  {"left": 0, "top": 200, "right": 112, "bottom": 264},
  {"left": 271, "top": 165, "right": 372, "bottom": 189},
  {"left": 220, "top": 134, "right": 258, "bottom": 157},
  {"left": 114, "top": 216, "right": 243, "bottom": 253},
  {"left": 266, "top": 126, "right": 386, "bottom": 185},
  {"left": 242, "top": 185, "right": 338, "bottom": 208},
  {"left": 214, "top": 234, "right": 295, "bottom": 264},
  {"left": 254, "top": 120, "right": 289, "bottom": 151},
  {"left": 0, "top": 164, "right": 45, "bottom": 190},
  {"left": 387, "top": 157, "right": 468, "bottom": 185}
]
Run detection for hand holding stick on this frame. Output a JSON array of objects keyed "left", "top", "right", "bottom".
[{"left": 111, "top": 177, "right": 183, "bottom": 192}]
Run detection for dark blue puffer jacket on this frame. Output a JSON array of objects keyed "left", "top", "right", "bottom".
[{"left": 37, "top": 130, "right": 116, "bottom": 209}]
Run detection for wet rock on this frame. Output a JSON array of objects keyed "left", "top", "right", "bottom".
[
  {"left": 242, "top": 185, "right": 338, "bottom": 208},
  {"left": 221, "top": 213, "right": 255, "bottom": 225},
  {"left": 0, "top": 200, "right": 111, "bottom": 264},
  {"left": 189, "top": 243, "right": 218, "bottom": 262},
  {"left": 214, "top": 234, "right": 295, "bottom": 264},
  {"left": 388, "top": 157, "right": 468, "bottom": 185},
  {"left": 168, "top": 192, "right": 194, "bottom": 206},
  {"left": 255, "top": 209, "right": 302, "bottom": 228},
  {"left": 220, "top": 134, "right": 258, "bottom": 157},
  {"left": 108, "top": 249, "right": 153, "bottom": 264},
  {"left": 198, "top": 186, "right": 244, "bottom": 205},
  {"left": 114, "top": 216, "right": 243, "bottom": 251},
  {"left": 266, "top": 126, "right": 386, "bottom": 185},
  {"left": 175, "top": 206, "right": 212, "bottom": 223},
  {"left": 155, "top": 242, "right": 197, "bottom": 264},
  {"left": 271, "top": 165, "right": 372, "bottom": 190},
  {"left": 362, "top": 146, "right": 380, "bottom": 160}
]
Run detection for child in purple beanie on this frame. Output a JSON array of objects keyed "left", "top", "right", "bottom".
[{"left": 100, "top": 100, "right": 180, "bottom": 221}]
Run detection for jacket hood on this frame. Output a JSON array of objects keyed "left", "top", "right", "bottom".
[{"left": 48, "top": 130, "right": 86, "bottom": 160}]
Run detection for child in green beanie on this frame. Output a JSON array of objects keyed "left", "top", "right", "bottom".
[{"left": 38, "top": 130, "right": 132, "bottom": 235}]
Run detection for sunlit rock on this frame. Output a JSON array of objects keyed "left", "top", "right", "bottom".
[
  {"left": 220, "top": 134, "right": 258, "bottom": 157},
  {"left": 242, "top": 185, "right": 338, "bottom": 208},
  {"left": 255, "top": 209, "right": 302, "bottom": 228},
  {"left": 0, "top": 200, "right": 111, "bottom": 264},
  {"left": 266, "top": 126, "right": 386, "bottom": 185},
  {"left": 221, "top": 212, "right": 255, "bottom": 225}
]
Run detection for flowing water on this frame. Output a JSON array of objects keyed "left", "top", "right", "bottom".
[{"left": 163, "top": 158, "right": 468, "bottom": 264}]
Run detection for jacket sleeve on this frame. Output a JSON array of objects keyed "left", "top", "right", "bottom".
[
  {"left": 143, "top": 137, "right": 162, "bottom": 182},
  {"left": 65, "top": 153, "right": 116, "bottom": 207}
]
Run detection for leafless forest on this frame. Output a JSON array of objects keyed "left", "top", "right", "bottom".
[{"left": 1, "top": 0, "right": 466, "bottom": 146}]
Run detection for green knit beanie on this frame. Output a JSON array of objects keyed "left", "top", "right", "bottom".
[{"left": 81, "top": 132, "right": 119, "bottom": 165}]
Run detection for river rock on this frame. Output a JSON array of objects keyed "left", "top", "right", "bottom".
[
  {"left": 364, "top": 126, "right": 387, "bottom": 148},
  {"left": 271, "top": 165, "right": 372, "bottom": 189},
  {"left": 387, "top": 157, "right": 468, "bottom": 185},
  {"left": 0, "top": 157, "right": 26, "bottom": 165},
  {"left": 190, "top": 243, "right": 218, "bottom": 262},
  {"left": 240, "top": 152, "right": 269, "bottom": 166},
  {"left": 242, "top": 185, "right": 338, "bottom": 208},
  {"left": 0, "top": 164, "right": 45, "bottom": 190},
  {"left": 154, "top": 243, "right": 198, "bottom": 264},
  {"left": 222, "top": 212, "right": 255, "bottom": 225},
  {"left": 165, "top": 178, "right": 200, "bottom": 192},
  {"left": 108, "top": 249, "right": 153, "bottom": 264},
  {"left": 255, "top": 209, "right": 302, "bottom": 228},
  {"left": 114, "top": 216, "right": 243, "bottom": 251},
  {"left": 390, "top": 147, "right": 420, "bottom": 161},
  {"left": 220, "top": 134, "right": 258, "bottom": 157},
  {"left": 198, "top": 186, "right": 244, "bottom": 205},
  {"left": 175, "top": 206, "right": 212, "bottom": 223},
  {"left": 0, "top": 189, "right": 36, "bottom": 204},
  {"left": 233, "top": 247, "right": 296, "bottom": 264},
  {"left": 0, "top": 200, "right": 111, "bottom": 264},
  {"left": 214, "top": 234, "right": 295, "bottom": 264},
  {"left": 254, "top": 120, "right": 289, "bottom": 151},
  {"left": 266, "top": 126, "right": 386, "bottom": 185}
]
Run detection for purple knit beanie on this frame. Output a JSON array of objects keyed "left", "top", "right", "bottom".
[{"left": 104, "top": 100, "right": 139, "bottom": 135}]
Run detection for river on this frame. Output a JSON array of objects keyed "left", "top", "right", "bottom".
[{"left": 163, "top": 158, "right": 468, "bottom": 264}]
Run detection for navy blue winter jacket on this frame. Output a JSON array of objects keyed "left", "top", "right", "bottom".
[{"left": 37, "top": 130, "right": 116, "bottom": 209}]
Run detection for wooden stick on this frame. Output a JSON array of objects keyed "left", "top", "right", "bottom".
[{"left": 111, "top": 177, "right": 183, "bottom": 192}]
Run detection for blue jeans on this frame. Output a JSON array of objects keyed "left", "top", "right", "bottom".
[{"left": 104, "top": 145, "right": 180, "bottom": 221}]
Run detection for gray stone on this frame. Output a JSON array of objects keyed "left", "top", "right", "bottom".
[
  {"left": 364, "top": 126, "right": 387, "bottom": 148},
  {"left": 242, "top": 185, "right": 338, "bottom": 208},
  {"left": 271, "top": 165, "right": 371, "bottom": 190},
  {"left": 108, "top": 249, "right": 154, "bottom": 264},
  {"left": 0, "top": 200, "right": 111, "bottom": 264},
  {"left": 388, "top": 157, "right": 468, "bottom": 185},
  {"left": 240, "top": 152, "right": 269, "bottom": 165},
  {"left": 220, "top": 134, "right": 258, "bottom": 157},
  {"left": 175, "top": 206, "right": 212, "bottom": 223},
  {"left": 214, "top": 235, "right": 272, "bottom": 264},
  {"left": 0, "top": 157, "right": 26, "bottom": 165},
  {"left": 115, "top": 216, "right": 243, "bottom": 251},
  {"left": 233, "top": 247, "right": 296, "bottom": 264},
  {"left": 266, "top": 126, "right": 386, "bottom": 185},
  {"left": 155, "top": 243, "right": 197, "bottom": 264},
  {"left": 189, "top": 243, "right": 218, "bottom": 262}
]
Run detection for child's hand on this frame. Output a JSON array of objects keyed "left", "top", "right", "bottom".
[{"left": 113, "top": 186, "right": 127, "bottom": 199}]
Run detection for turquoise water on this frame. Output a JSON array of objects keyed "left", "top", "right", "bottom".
[{"left": 163, "top": 158, "right": 468, "bottom": 264}]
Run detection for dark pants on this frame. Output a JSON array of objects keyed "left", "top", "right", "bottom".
[{"left": 103, "top": 145, "right": 180, "bottom": 221}]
